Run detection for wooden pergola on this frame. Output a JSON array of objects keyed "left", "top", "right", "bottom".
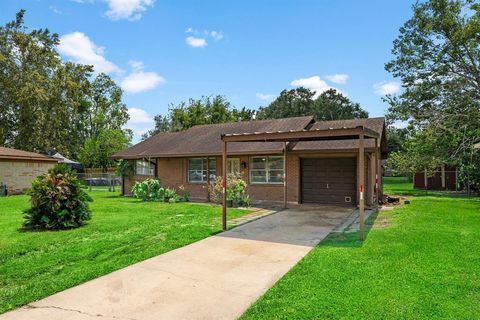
[{"left": 221, "top": 125, "right": 381, "bottom": 240}]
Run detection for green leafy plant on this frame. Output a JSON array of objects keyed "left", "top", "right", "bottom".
[
  {"left": 131, "top": 178, "right": 162, "bottom": 201},
  {"left": 116, "top": 159, "right": 134, "bottom": 177},
  {"left": 23, "top": 164, "right": 93, "bottom": 230},
  {"left": 178, "top": 185, "right": 190, "bottom": 202},
  {"left": 210, "top": 173, "right": 249, "bottom": 206},
  {"left": 163, "top": 187, "right": 180, "bottom": 203},
  {"left": 131, "top": 179, "right": 183, "bottom": 203}
]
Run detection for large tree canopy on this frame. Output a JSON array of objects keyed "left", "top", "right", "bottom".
[
  {"left": 142, "top": 95, "right": 254, "bottom": 138},
  {"left": 0, "top": 10, "right": 130, "bottom": 163},
  {"left": 256, "top": 88, "right": 369, "bottom": 121},
  {"left": 385, "top": 0, "right": 480, "bottom": 189}
]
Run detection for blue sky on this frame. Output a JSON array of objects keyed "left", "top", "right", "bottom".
[{"left": 0, "top": 0, "right": 414, "bottom": 142}]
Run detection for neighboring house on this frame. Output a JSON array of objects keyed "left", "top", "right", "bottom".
[
  {"left": 414, "top": 165, "right": 458, "bottom": 190},
  {"left": 0, "top": 147, "right": 58, "bottom": 195},
  {"left": 112, "top": 116, "right": 387, "bottom": 207}
]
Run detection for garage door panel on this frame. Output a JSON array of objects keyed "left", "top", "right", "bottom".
[{"left": 301, "top": 158, "right": 356, "bottom": 205}]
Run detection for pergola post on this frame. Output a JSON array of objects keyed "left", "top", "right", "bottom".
[
  {"left": 375, "top": 138, "right": 380, "bottom": 211},
  {"left": 206, "top": 156, "right": 211, "bottom": 202},
  {"left": 283, "top": 141, "right": 288, "bottom": 209},
  {"left": 222, "top": 141, "right": 227, "bottom": 231},
  {"left": 359, "top": 133, "right": 365, "bottom": 241}
]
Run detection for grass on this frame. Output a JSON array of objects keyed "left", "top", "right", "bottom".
[
  {"left": 241, "top": 177, "right": 480, "bottom": 320},
  {"left": 0, "top": 191, "right": 248, "bottom": 314}
]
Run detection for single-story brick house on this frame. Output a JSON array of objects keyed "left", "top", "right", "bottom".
[
  {"left": 0, "top": 147, "right": 58, "bottom": 195},
  {"left": 112, "top": 116, "right": 387, "bottom": 208}
]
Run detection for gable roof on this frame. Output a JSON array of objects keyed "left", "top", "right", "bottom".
[
  {"left": 112, "top": 116, "right": 386, "bottom": 159},
  {"left": 113, "top": 116, "right": 314, "bottom": 159},
  {"left": 0, "top": 147, "right": 58, "bottom": 162}
]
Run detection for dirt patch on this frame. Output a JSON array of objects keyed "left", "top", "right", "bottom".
[{"left": 368, "top": 216, "right": 391, "bottom": 229}]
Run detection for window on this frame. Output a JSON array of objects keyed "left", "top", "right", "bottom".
[
  {"left": 135, "top": 159, "right": 155, "bottom": 176},
  {"left": 227, "top": 158, "right": 240, "bottom": 175},
  {"left": 188, "top": 158, "right": 216, "bottom": 183},
  {"left": 250, "top": 156, "right": 284, "bottom": 184}
]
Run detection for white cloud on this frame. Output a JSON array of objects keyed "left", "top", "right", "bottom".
[
  {"left": 50, "top": 6, "right": 62, "bottom": 14},
  {"left": 325, "top": 74, "right": 348, "bottom": 84},
  {"left": 186, "top": 36, "right": 207, "bottom": 48},
  {"left": 129, "top": 60, "right": 144, "bottom": 71},
  {"left": 373, "top": 81, "right": 401, "bottom": 95},
  {"left": 210, "top": 31, "right": 224, "bottom": 41},
  {"left": 125, "top": 108, "right": 154, "bottom": 141},
  {"left": 121, "top": 71, "right": 165, "bottom": 93},
  {"left": 58, "top": 32, "right": 121, "bottom": 74},
  {"left": 185, "top": 28, "right": 224, "bottom": 47},
  {"left": 105, "top": 0, "right": 155, "bottom": 21},
  {"left": 291, "top": 76, "right": 332, "bottom": 98},
  {"left": 256, "top": 93, "right": 275, "bottom": 101},
  {"left": 127, "top": 107, "right": 153, "bottom": 124}
]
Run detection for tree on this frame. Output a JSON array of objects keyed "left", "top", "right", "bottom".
[
  {"left": 256, "top": 88, "right": 315, "bottom": 119},
  {"left": 257, "top": 87, "right": 368, "bottom": 121},
  {"left": 0, "top": 11, "right": 131, "bottom": 163},
  {"left": 385, "top": 0, "right": 480, "bottom": 189},
  {"left": 313, "top": 89, "right": 369, "bottom": 121},
  {"left": 78, "top": 129, "right": 131, "bottom": 170},
  {"left": 386, "top": 126, "right": 409, "bottom": 153},
  {"left": 142, "top": 96, "right": 255, "bottom": 139}
]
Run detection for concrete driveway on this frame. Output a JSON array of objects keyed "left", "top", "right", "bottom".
[{"left": 0, "top": 206, "right": 353, "bottom": 320}]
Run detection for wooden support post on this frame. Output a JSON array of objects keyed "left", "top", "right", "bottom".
[
  {"left": 222, "top": 141, "right": 227, "bottom": 231},
  {"left": 206, "top": 156, "right": 210, "bottom": 202},
  {"left": 359, "top": 133, "right": 365, "bottom": 241},
  {"left": 375, "top": 138, "right": 380, "bottom": 211},
  {"left": 283, "top": 141, "right": 287, "bottom": 209},
  {"left": 368, "top": 154, "right": 375, "bottom": 207},
  {"left": 441, "top": 164, "right": 446, "bottom": 189}
]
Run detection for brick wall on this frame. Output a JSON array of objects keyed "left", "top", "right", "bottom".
[
  {"left": 122, "top": 153, "right": 378, "bottom": 206},
  {"left": 0, "top": 160, "right": 56, "bottom": 194}
]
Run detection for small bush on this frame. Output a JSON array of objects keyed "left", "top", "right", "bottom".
[
  {"left": 131, "top": 179, "right": 183, "bottom": 203},
  {"left": 132, "top": 178, "right": 162, "bottom": 201},
  {"left": 210, "top": 173, "right": 249, "bottom": 206},
  {"left": 23, "top": 164, "right": 93, "bottom": 230}
]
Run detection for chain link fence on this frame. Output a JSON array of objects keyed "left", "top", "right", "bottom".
[{"left": 76, "top": 173, "right": 122, "bottom": 192}]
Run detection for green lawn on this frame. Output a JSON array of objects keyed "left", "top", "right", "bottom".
[
  {"left": 242, "top": 177, "right": 480, "bottom": 320},
  {"left": 0, "top": 191, "right": 248, "bottom": 314}
]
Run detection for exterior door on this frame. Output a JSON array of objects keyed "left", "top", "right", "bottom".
[
  {"left": 227, "top": 158, "right": 240, "bottom": 175},
  {"left": 301, "top": 158, "right": 356, "bottom": 205}
]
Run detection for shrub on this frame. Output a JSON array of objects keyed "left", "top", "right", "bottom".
[
  {"left": 132, "top": 178, "right": 162, "bottom": 201},
  {"left": 210, "top": 173, "right": 249, "bottom": 206},
  {"left": 163, "top": 187, "right": 180, "bottom": 203},
  {"left": 23, "top": 164, "right": 93, "bottom": 230},
  {"left": 178, "top": 185, "right": 190, "bottom": 202},
  {"left": 131, "top": 179, "right": 184, "bottom": 203}
]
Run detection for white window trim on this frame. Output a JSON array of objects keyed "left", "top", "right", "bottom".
[
  {"left": 249, "top": 156, "right": 284, "bottom": 185},
  {"left": 187, "top": 158, "right": 216, "bottom": 183},
  {"left": 135, "top": 159, "right": 155, "bottom": 176}
]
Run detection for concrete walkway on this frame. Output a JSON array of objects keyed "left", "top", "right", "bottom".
[{"left": 0, "top": 206, "right": 353, "bottom": 320}]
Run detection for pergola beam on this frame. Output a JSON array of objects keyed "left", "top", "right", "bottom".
[
  {"left": 220, "top": 125, "right": 380, "bottom": 239},
  {"left": 222, "top": 126, "right": 379, "bottom": 143}
]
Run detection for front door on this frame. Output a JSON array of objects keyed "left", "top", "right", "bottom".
[{"left": 227, "top": 158, "right": 240, "bottom": 175}]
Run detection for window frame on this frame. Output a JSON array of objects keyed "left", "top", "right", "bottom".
[
  {"left": 187, "top": 157, "right": 216, "bottom": 184},
  {"left": 249, "top": 156, "right": 284, "bottom": 185},
  {"left": 134, "top": 159, "right": 156, "bottom": 176}
]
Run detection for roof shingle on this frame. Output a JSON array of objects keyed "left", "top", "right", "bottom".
[
  {"left": 0, "top": 147, "right": 58, "bottom": 162},
  {"left": 112, "top": 116, "right": 386, "bottom": 159}
]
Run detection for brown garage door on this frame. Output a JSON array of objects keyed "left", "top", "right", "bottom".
[{"left": 301, "top": 158, "right": 356, "bottom": 205}]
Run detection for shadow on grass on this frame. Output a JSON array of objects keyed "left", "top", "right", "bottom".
[{"left": 320, "top": 210, "right": 380, "bottom": 248}]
